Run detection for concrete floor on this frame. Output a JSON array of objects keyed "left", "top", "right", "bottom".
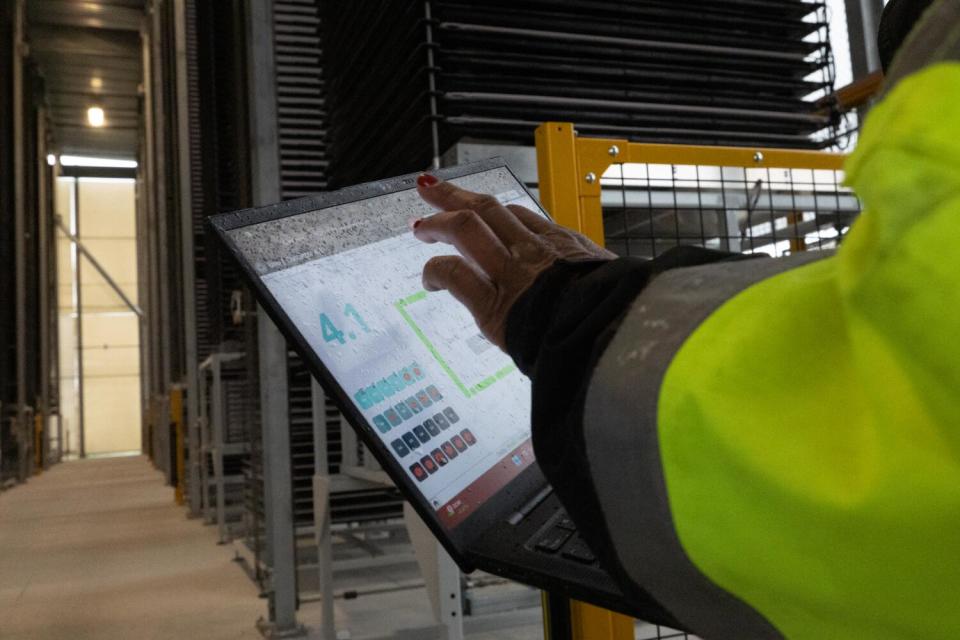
[
  {"left": 0, "top": 455, "right": 263, "bottom": 640},
  {"left": 0, "top": 455, "right": 692, "bottom": 640}
]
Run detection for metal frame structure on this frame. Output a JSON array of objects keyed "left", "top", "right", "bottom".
[
  {"left": 534, "top": 122, "right": 853, "bottom": 640},
  {"left": 536, "top": 122, "right": 847, "bottom": 243},
  {"left": 197, "top": 352, "right": 248, "bottom": 542}
]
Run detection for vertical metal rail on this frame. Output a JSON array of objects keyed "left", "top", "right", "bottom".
[
  {"left": 13, "top": 0, "right": 29, "bottom": 479},
  {"left": 211, "top": 358, "right": 228, "bottom": 543},
  {"left": 845, "top": 0, "right": 884, "bottom": 79},
  {"left": 36, "top": 108, "right": 51, "bottom": 470},
  {"left": 198, "top": 361, "right": 211, "bottom": 521},
  {"left": 173, "top": 0, "right": 201, "bottom": 514},
  {"left": 138, "top": 15, "right": 155, "bottom": 456},
  {"left": 247, "top": 0, "right": 303, "bottom": 635},
  {"left": 423, "top": 0, "right": 441, "bottom": 170},
  {"left": 73, "top": 179, "right": 86, "bottom": 458},
  {"left": 311, "top": 380, "right": 336, "bottom": 640},
  {"left": 149, "top": 0, "right": 171, "bottom": 473}
]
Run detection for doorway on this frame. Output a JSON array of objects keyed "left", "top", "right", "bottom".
[{"left": 56, "top": 173, "right": 142, "bottom": 457}]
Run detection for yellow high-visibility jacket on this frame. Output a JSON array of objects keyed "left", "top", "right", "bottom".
[{"left": 512, "top": 2, "right": 960, "bottom": 637}]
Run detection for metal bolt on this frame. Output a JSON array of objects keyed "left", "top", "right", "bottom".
[
  {"left": 753, "top": 151, "right": 764, "bottom": 164},
  {"left": 584, "top": 172, "right": 597, "bottom": 184},
  {"left": 608, "top": 145, "right": 620, "bottom": 157}
]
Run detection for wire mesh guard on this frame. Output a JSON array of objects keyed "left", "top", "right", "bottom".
[
  {"left": 601, "top": 161, "right": 861, "bottom": 259},
  {"left": 600, "top": 161, "right": 861, "bottom": 260}
]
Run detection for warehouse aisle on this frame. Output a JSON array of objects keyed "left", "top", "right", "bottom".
[{"left": 0, "top": 456, "right": 262, "bottom": 640}]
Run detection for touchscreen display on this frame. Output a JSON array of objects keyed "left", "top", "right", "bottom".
[{"left": 227, "top": 167, "right": 538, "bottom": 528}]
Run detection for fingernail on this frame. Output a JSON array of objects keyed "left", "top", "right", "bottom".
[
  {"left": 417, "top": 173, "right": 439, "bottom": 188},
  {"left": 408, "top": 218, "right": 422, "bottom": 231}
]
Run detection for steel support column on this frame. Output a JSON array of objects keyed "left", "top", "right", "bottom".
[
  {"left": 256, "top": 314, "right": 302, "bottom": 637},
  {"left": 172, "top": 0, "right": 201, "bottom": 515},
  {"left": 12, "top": 0, "right": 30, "bottom": 480},
  {"left": 845, "top": 0, "right": 885, "bottom": 78},
  {"left": 247, "top": 0, "right": 302, "bottom": 635},
  {"left": 148, "top": 0, "right": 172, "bottom": 476},
  {"left": 138, "top": 17, "right": 155, "bottom": 456},
  {"left": 311, "top": 380, "right": 336, "bottom": 640}
]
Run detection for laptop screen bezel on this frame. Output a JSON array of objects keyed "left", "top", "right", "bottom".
[{"left": 208, "top": 157, "right": 550, "bottom": 569}]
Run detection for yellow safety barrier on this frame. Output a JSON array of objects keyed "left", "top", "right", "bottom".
[
  {"left": 171, "top": 388, "right": 185, "bottom": 505},
  {"left": 536, "top": 121, "right": 847, "bottom": 249},
  {"left": 534, "top": 122, "right": 850, "bottom": 639},
  {"left": 34, "top": 411, "right": 43, "bottom": 473}
]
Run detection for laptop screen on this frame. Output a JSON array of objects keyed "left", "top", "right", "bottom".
[{"left": 225, "top": 165, "right": 538, "bottom": 528}]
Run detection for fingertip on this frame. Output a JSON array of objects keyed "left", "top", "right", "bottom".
[
  {"left": 417, "top": 173, "right": 439, "bottom": 188},
  {"left": 407, "top": 217, "right": 422, "bottom": 231}
]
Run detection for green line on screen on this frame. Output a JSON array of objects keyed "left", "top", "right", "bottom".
[{"left": 396, "top": 294, "right": 472, "bottom": 398}]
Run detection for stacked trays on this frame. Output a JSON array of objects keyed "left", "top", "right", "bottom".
[
  {"left": 322, "top": 0, "right": 837, "bottom": 186},
  {"left": 273, "top": 1, "right": 405, "bottom": 533}
]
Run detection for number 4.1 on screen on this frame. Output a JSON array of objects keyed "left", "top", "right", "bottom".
[{"left": 320, "top": 303, "right": 371, "bottom": 345}]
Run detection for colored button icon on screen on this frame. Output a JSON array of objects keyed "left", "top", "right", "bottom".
[
  {"left": 373, "top": 415, "right": 391, "bottom": 433},
  {"left": 443, "top": 408, "right": 460, "bottom": 424},
  {"left": 423, "top": 419, "right": 440, "bottom": 436},
  {"left": 388, "top": 373, "right": 405, "bottom": 393},
  {"left": 401, "top": 367, "right": 414, "bottom": 385},
  {"left": 451, "top": 435, "right": 467, "bottom": 452},
  {"left": 402, "top": 432, "right": 420, "bottom": 450},
  {"left": 395, "top": 402, "right": 413, "bottom": 420},
  {"left": 441, "top": 441, "right": 458, "bottom": 459},
  {"left": 376, "top": 379, "right": 394, "bottom": 398},
  {"left": 431, "top": 449, "right": 448, "bottom": 466},
  {"left": 384, "top": 408, "right": 402, "bottom": 426},
  {"left": 460, "top": 429, "right": 476, "bottom": 446},
  {"left": 413, "top": 425, "right": 430, "bottom": 443},
  {"left": 433, "top": 413, "right": 449, "bottom": 430},
  {"left": 406, "top": 397, "right": 423, "bottom": 414},
  {"left": 354, "top": 389, "right": 372, "bottom": 409},
  {"left": 426, "top": 385, "right": 442, "bottom": 402},
  {"left": 367, "top": 384, "right": 384, "bottom": 404},
  {"left": 416, "top": 390, "right": 432, "bottom": 408},
  {"left": 410, "top": 462, "right": 427, "bottom": 482},
  {"left": 412, "top": 362, "right": 425, "bottom": 380},
  {"left": 390, "top": 438, "right": 409, "bottom": 458},
  {"left": 421, "top": 456, "right": 438, "bottom": 474}
]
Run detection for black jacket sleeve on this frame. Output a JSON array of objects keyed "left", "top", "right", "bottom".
[{"left": 504, "top": 246, "right": 756, "bottom": 621}]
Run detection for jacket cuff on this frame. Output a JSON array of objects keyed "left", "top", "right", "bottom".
[{"left": 504, "top": 259, "right": 611, "bottom": 376}]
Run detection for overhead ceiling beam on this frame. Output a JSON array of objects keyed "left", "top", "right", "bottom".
[{"left": 27, "top": 1, "right": 142, "bottom": 31}]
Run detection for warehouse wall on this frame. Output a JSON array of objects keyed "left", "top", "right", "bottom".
[{"left": 56, "top": 176, "right": 142, "bottom": 456}]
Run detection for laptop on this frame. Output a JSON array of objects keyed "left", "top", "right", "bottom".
[{"left": 209, "top": 157, "right": 677, "bottom": 624}]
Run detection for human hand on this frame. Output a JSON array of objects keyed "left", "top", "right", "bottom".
[{"left": 411, "top": 174, "right": 616, "bottom": 350}]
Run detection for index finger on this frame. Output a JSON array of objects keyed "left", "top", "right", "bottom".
[{"left": 417, "top": 175, "right": 532, "bottom": 244}]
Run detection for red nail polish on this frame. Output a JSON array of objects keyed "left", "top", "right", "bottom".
[{"left": 417, "top": 173, "right": 439, "bottom": 188}]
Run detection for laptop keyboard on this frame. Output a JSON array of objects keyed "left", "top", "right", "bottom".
[{"left": 529, "top": 510, "right": 598, "bottom": 565}]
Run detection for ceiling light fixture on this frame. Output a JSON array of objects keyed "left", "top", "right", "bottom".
[
  {"left": 59, "top": 155, "right": 138, "bottom": 169},
  {"left": 47, "top": 154, "right": 57, "bottom": 166},
  {"left": 90, "top": 77, "right": 103, "bottom": 90},
  {"left": 87, "top": 106, "right": 105, "bottom": 127}
]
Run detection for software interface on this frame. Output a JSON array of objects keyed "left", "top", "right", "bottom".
[{"left": 228, "top": 168, "right": 538, "bottom": 527}]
